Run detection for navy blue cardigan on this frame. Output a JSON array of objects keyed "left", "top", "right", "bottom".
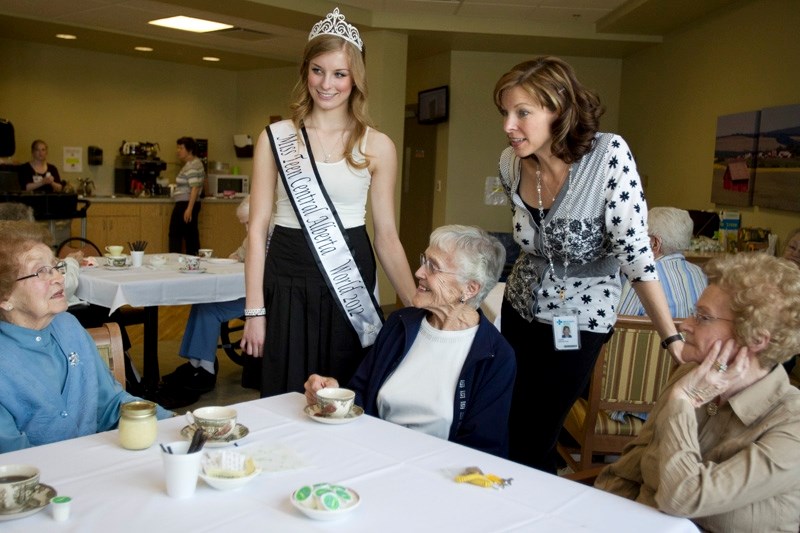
[{"left": 348, "top": 307, "right": 516, "bottom": 457}]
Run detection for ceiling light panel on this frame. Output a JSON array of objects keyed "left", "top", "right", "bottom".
[{"left": 148, "top": 15, "right": 232, "bottom": 33}]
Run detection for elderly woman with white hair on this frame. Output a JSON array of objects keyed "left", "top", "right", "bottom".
[
  {"left": 617, "top": 206, "right": 707, "bottom": 318},
  {"left": 305, "top": 225, "right": 516, "bottom": 457},
  {"left": 596, "top": 253, "right": 800, "bottom": 532}
]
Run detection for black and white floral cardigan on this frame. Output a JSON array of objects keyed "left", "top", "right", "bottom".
[{"left": 498, "top": 133, "right": 657, "bottom": 333}]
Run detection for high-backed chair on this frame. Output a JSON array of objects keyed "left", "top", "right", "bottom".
[
  {"left": 87, "top": 322, "right": 126, "bottom": 387},
  {"left": 557, "top": 315, "right": 682, "bottom": 472}
]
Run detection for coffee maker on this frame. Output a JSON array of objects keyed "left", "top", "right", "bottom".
[{"left": 114, "top": 153, "right": 169, "bottom": 196}]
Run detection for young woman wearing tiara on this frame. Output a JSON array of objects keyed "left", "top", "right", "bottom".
[{"left": 241, "top": 8, "right": 416, "bottom": 397}]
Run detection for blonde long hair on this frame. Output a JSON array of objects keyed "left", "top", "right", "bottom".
[{"left": 289, "top": 35, "right": 371, "bottom": 170}]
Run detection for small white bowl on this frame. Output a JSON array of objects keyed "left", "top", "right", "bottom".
[
  {"left": 199, "top": 467, "right": 261, "bottom": 491},
  {"left": 290, "top": 484, "right": 361, "bottom": 521}
]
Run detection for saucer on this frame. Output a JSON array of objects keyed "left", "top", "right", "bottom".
[
  {"left": 0, "top": 483, "right": 57, "bottom": 521},
  {"left": 178, "top": 267, "right": 207, "bottom": 274},
  {"left": 304, "top": 404, "right": 364, "bottom": 425},
  {"left": 205, "top": 258, "right": 237, "bottom": 265},
  {"left": 180, "top": 423, "right": 249, "bottom": 447},
  {"left": 103, "top": 265, "right": 130, "bottom": 271}
]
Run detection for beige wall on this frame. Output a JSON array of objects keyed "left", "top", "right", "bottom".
[
  {"left": 0, "top": 38, "right": 239, "bottom": 196},
  {"left": 620, "top": 0, "right": 800, "bottom": 248}
]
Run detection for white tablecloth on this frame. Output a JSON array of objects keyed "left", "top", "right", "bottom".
[
  {"left": 0, "top": 393, "right": 698, "bottom": 532},
  {"left": 76, "top": 253, "right": 245, "bottom": 313}
]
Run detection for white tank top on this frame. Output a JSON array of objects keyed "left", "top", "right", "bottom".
[{"left": 273, "top": 128, "right": 372, "bottom": 229}]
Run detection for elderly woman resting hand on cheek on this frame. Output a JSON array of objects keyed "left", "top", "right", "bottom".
[
  {"left": 305, "top": 225, "right": 516, "bottom": 457},
  {"left": 0, "top": 221, "right": 172, "bottom": 453},
  {"left": 595, "top": 253, "right": 800, "bottom": 533}
]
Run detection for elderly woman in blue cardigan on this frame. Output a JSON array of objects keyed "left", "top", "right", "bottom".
[
  {"left": 0, "top": 221, "right": 171, "bottom": 453},
  {"left": 305, "top": 225, "right": 516, "bottom": 457}
]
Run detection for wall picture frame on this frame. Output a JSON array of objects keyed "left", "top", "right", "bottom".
[{"left": 417, "top": 86, "right": 449, "bottom": 125}]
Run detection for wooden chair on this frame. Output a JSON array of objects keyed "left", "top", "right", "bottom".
[
  {"left": 557, "top": 315, "right": 681, "bottom": 472},
  {"left": 87, "top": 322, "right": 126, "bottom": 386}
]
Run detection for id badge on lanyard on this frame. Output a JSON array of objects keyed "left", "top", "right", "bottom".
[{"left": 552, "top": 307, "right": 580, "bottom": 351}]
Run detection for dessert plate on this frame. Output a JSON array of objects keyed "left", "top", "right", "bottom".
[
  {"left": 290, "top": 484, "right": 360, "bottom": 521},
  {"left": 304, "top": 404, "right": 364, "bottom": 425},
  {"left": 180, "top": 423, "right": 249, "bottom": 447},
  {"left": 0, "top": 484, "right": 57, "bottom": 521},
  {"left": 205, "top": 258, "right": 237, "bottom": 265},
  {"left": 178, "top": 268, "right": 207, "bottom": 274}
]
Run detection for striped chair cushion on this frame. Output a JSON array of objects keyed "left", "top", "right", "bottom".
[{"left": 600, "top": 327, "right": 674, "bottom": 406}]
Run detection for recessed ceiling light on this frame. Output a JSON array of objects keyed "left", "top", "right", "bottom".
[
  {"left": 202, "top": 56, "right": 221, "bottom": 62},
  {"left": 134, "top": 46, "right": 154, "bottom": 52},
  {"left": 149, "top": 16, "right": 232, "bottom": 33},
  {"left": 56, "top": 34, "right": 77, "bottom": 40}
]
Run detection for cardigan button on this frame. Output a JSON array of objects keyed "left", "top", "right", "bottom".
[
  {"left": 60, "top": 411, "right": 68, "bottom": 418},
  {"left": 35, "top": 336, "right": 42, "bottom": 342}
]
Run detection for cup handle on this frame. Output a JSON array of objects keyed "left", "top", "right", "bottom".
[{"left": 185, "top": 411, "right": 195, "bottom": 427}]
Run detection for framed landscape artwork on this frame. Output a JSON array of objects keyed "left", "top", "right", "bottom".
[
  {"left": 711, "top": 111, "right": 759, "bottom": 206},
  {"left": 753, "top": 104, "right": 800, "bottom": 212}
]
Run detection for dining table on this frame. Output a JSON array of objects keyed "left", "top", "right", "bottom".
[
  {"left": 0, "top": 393, "right": 700, "bottom": 532},
  {"left": 76, "top": 253, "right": 245, "bottom": 396}
]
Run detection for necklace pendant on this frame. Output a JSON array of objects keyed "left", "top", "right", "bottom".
[
  {"left": 559, "top": 288, "right": 566, "bottom": 301},
  {"left": 706, "top": 401, "right": 719, "bottom": 416}
]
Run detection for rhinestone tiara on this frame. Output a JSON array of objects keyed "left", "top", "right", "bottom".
[{"left": 308, "top": 7, "right": 363, "bottom": 51}]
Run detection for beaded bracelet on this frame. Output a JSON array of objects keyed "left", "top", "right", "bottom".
[{"left": 244, "top": 308, "right": 266, "bottom": 317}]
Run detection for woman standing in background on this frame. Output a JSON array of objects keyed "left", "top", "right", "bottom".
[
  {"left": 18, "top": 139, "right": 63, "bottom": 193},
  {"left": 169, "top": 136, "right": 204, "bottom": 255}
]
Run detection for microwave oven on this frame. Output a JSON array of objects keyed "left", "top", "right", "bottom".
[{"left": 207, "top": 174, "right": 249, "bottom": 197}]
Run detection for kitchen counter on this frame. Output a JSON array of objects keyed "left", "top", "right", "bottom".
[{"left": 83, "top": 195, "right": 242, "bottom": 204}]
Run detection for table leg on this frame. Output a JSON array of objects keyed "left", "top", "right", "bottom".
[{"left": 142, "top": 306, "right": 160, "bottom": 399}]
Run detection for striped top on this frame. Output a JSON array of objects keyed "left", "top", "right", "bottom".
[{"left": 617, "top": 253, "right": 707, "bottom": 318}]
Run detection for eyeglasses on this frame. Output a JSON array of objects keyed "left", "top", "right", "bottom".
[
  {"left": 689, "top": 309, "right": 735, "bottom": 325},
  {"left": 419, "top": 253, "right": 459, "bottom": 276},
  {"left": 16, "top": 261, "right": 67, "bottom": 282}
]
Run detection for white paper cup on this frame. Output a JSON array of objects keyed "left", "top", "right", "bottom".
[
  {"left": 161, "top": 441, "right": 202, "bottom": 498},
  {"left": 130, "top": 251, "right": 144, "bottom": 268}
]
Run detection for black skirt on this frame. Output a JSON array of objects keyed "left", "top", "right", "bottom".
[{"left": 260, "top": 225, "right": 380, "bottom": 397}]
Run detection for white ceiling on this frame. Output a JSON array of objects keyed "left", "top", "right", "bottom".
[{"left": 0, "top": 0, "right": 741, "bottom": 70}]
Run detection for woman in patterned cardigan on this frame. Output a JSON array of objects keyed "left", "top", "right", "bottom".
[{"left": 493, "top": 56, "right": 681, "bottom": 473}]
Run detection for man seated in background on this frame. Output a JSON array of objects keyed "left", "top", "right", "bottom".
[{"left": 617, "top": 206, "right": 707, "bottom": 318}]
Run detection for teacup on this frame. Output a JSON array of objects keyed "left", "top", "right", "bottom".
[
  {"left": 105, "top": 245, "right": 124, "bottom": 257},
  {"left": 185, "top": 406, "right": 237, "bottom": 439},
  {"left": 149, "top": 255, "right": 167, "bottom": 267},
  {"left": 0, "top": 464, "right": 40, "bottom": 513},
  {"left": 178, "top": 256, "right": 201, "bottom": 270},
  {"left": 106, "top": 255, "right": 128, "bottom": 268},
  {"left": 315, "top": 388, "right": 355, "bottom": 418},
  {"left": 198, "top": 248, "right": 213, "bottom": 259}
]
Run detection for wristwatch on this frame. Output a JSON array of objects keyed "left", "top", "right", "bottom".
[{"left": 660, "top": 332, "right": 685, "bottom": 349}]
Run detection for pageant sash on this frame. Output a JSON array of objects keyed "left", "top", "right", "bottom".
[{"left": 267, "top": 121, "right": 383, "bottom": 347}]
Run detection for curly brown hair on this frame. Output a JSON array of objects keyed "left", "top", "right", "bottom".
[
  {"left": 705, "top": 253, "right": 800, "bottom": 368},
  {"left": 493, "top": 56, "right": 604, "bottom": 164},
  {"left": 0, "top": 220, "right": 53, "bottom": 303},
  {"left": 289, "top": 35, "right": 371, "bottom": 170}
]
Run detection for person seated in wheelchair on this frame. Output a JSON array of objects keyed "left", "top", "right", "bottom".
[{"left": 160, "top": 196, "right": 269, "bottom": 405}]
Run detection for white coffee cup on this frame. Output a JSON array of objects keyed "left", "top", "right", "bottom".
[
  {"left": 161, "top": 441, "right": 202, "bottom": 499},
  {"left": 130, "top": 251, "right": 144, "bottom": 268}
]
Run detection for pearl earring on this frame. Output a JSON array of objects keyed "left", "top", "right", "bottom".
[
  {"left": 2, "top": 303, "right": 12, "bottom": 311},
  {"left": 459, "top": 295, "right": 466, "bottom": 304}
]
